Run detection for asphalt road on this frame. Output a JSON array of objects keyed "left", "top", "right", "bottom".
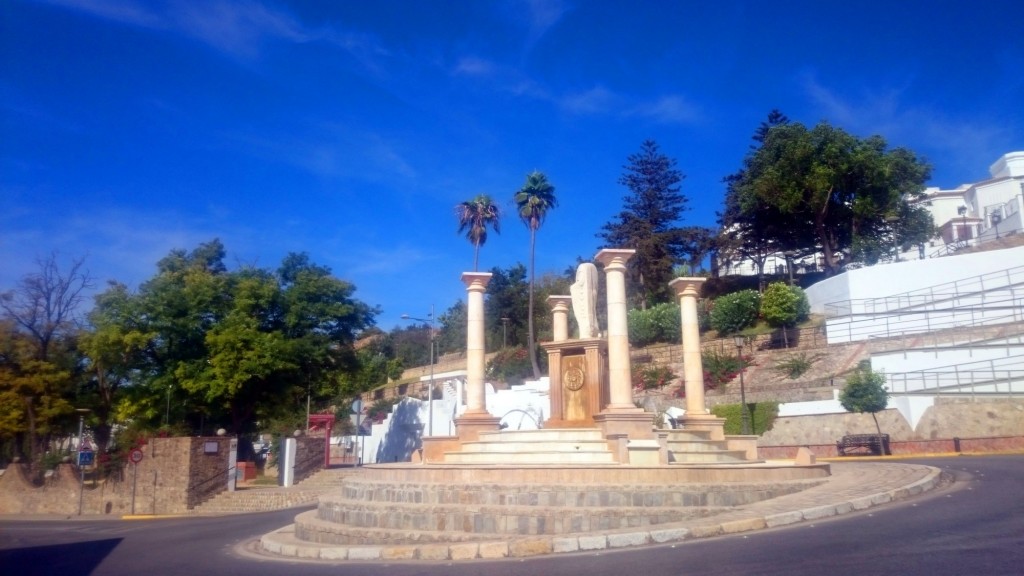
[{"left": 1, "top": 455, "right": 1022, "bottom": 576}]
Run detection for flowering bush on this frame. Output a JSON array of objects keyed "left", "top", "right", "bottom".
[
  {"left": 702, "top": 349, "right": 754, "bottom": 390},
  {"left": 632, "top": 364, "right": 677, "bottom": 392}
]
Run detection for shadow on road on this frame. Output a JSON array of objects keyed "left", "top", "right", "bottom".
[{"left": 0, "top": 537, "right": 121, "bottom": 576}]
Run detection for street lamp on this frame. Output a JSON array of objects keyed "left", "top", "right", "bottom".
[
  {"left": 501, "top": 317, "right": 510, "bottom": 348},
  {"left": 783, "top": 251, "right": 797, "bottom": 285},
  {"left": 732, "top": 336, "right": 751, "bottom": 435},
  {"left": 75, "top": 408, "right": 90, "bottom": 515},
  {"left": 401, "top": 305, "right": 435, "bottom": 436},
  {"left": 991, "top": 212, "right": 1002, "bottom": 240}
]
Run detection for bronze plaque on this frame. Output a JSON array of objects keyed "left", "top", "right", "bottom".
[{"left": 562, "top": 354, "right": 587, "bottom": 421}]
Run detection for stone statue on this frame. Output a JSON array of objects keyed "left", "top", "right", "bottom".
[{"left": 570, "top": 262, "right": 599, "bottom": 338}]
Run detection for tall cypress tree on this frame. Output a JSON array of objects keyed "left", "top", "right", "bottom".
[{"left": 598, "top": 140, "right": 689, "bottom": 308}]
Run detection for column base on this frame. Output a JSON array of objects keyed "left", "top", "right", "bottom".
[
  {"left": 593, "top": 409, "right": 655, "bottom": 441},
  {"left": 679, "top": 415, "right": 727, "bottom": 441},
  {"left": 454, "top": 412, "right": 502, "bottom": 442}
]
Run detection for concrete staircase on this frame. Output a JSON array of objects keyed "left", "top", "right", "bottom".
[
  {"left": 189, "top": 467, "right": 361, "bottom": 515},
  {"left": 665, "top": 429, "right": 757, "bottom": 465},
  {"left": 443, "top": 429, "right": 617, "bottom": 465}
]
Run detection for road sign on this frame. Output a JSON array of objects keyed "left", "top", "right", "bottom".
[
  {"left": 77, "top": 450, "right": 94, "bottom": 467},
  {"left": 129, "top": 448, "right": 144, "bottom": 464}
]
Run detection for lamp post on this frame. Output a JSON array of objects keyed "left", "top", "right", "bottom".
[
  {"left": 501, "top": 317, "right": 509, "bottom": 348},
  {"left": 991, "top": 212, "right": 1002, "bottom": 240},
  {"left": 75, "top": 408, "right": 90, "bottom": 515},
  {"left": 732, "top": 336, "right": 751, "bottom": 435},
  {"left": 783, "top": 251, "right": 796, "bottom": 285},
  {"left": 401, "top": 305, "right": 435, "bottom": 436}
]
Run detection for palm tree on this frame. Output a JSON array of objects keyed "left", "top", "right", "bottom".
[
  {"left": 514, "top": 171, "right": 557, "bottom": 379},
  {"left": 455, "top": 194, "right": 501, "bottom": 271}
]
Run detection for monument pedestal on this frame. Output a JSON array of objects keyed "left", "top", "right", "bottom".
[
  {"left": 593, "top": 409, "right": 655, "bottom": 441},
  {"left": 680, "top": 414, "right": 728, "bottom": 441},
  {"left": 541, "top": 338, "right": 607, "bottom": 429}
]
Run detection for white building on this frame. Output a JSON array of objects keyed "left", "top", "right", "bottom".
[{"left": 916, "top": 151, "right": 1024, "bottom": 255}]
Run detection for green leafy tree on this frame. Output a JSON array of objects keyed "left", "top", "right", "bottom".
[
  {"left": 106, "top": 241, "right": 377, "bottom": 435},
  {"left": 0, "top": 253, "right": 90, "bottom": 466},
  {"left": 485, "top": 264, "right": 530, "bottom": 351},
  {"left": 455, "top": 194, "right": 501, "bottom": 271},
  {"left": 514, "top": 171, "right": 558, "bottom": 379},
  {"left": 759, "top": 282, "right": 810, "bottom": 347},
  {"left": 599, "top": 140, "right": 689, "bottom": 308},
  {"left": 435, "top": 300, "right": 467, "bottom": 357},
  {"left": 709, "top": 289, "right": 761, "bottom": 335},
  {"left": 839, "top": 367, "right": 890, "bottom": 442},
  {"left": 719, "top": 110, "right": 800, "bottom": 284},
  {"left": 728, "top": 121, "right": 932, "bottom": 275}
]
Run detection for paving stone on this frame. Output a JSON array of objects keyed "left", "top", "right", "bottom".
[
  {"left": 608, "top": 532, "right": 648, "bottom": 548},
  {"left": 650, "top": 527, "right": 689, "bottom": 543},
  {"left": 552, "top": 537, "right": 579, "bottom": 553},
  {"left": 380, "top": 546, "right": 417, "bottom": 560},
  {"left": 347, "top": 547, "right": 382, "bottom": 561},
  {"left": 417, "top": 544, "right": 450, "bottom": 561},
  {"left": 800, "top": 505, "right": 838, "bottom": 520},
  {"left": 764, "top": 511, "right": 804, "bottom": 527},
  {"left": 510, "top": 538, "right": 553, "bottom": 557},
  {"left": 719, "top": 517, "right": 766, "bottom": 534},
  {"left": 577, "top": 535, "right": 607, "bottom": 550},
  {"left": 319, "top": 547, "right": 349, "bottom": 560},
  {"left": 449, "top": 543, "right": 479, "bottom": 560},
  {"left": 478, "top": 541, "right": 510, "bottom": 559}
]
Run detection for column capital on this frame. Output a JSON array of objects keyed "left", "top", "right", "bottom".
[
  {"left": 669, "top": 276, "right": 706, "bottom": 299},
  {"left": 460, "top": 271, "right": 493, "bottom": 291},
  {"left": 594, "top": 248, "right": 636, "bottom": 270},
  {"left": 546, "top": 295, "right": 572, "bottom": 312}
]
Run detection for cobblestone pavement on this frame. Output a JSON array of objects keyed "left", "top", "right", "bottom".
[{"left": 256, "top": 460, "right": 945, "bottom": 562}]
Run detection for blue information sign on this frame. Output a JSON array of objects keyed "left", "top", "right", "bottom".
[{"left": 78, "top": 450, "right": 94, "bottom": 466}]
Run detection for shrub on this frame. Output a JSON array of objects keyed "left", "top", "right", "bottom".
[
  {"left": 366, "top": 398, "right": 399, "bottom": 423},
  {"left": 628, "top": 302, "right": 681, "bottom": 347},
  {"left": 709, "top": 289, "right": 761, "bottom": 335},
  {"left": 773, "top": 352, "right": 822, "bottom": 379},
  {"left": 632, "top": 364, "right": 677, "bottom": 392},
  {"left": 702, "top": 349, "right": 754, "bottom": 389},
  {"left": 760, "top": 282, "right": 811, "bottom": 329},
  {"left": 839, "top": 367, "right": 889, "bottom": 437},
  {"left": 486, "top": 345, "right": 533, "bottom": 386},
  {"left": 711, "top": 401, "right": 779, "bottom": 435}
]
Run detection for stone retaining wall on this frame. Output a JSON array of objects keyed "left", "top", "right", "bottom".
[{"left": 0, "top": 436, "right": 234, "bottom": 516}]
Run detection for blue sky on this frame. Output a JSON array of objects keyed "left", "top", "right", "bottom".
[{"left": 3, "top": 0, "right": 1023, "bottom": 331}]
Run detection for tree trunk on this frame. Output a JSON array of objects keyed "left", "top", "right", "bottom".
[
  {"left": 871, "top": 412, "right": 888, "bottom": 455},
  {"left": 527, "top": 229, "right": 541, "bottom": 379}
]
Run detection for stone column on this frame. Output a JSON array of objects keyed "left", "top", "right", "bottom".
[
  {"left": 596, "top": 249, "right": 636, "bottom": 410},
  {"left": 547, "top": 295, "right": 572, "bottom": 342},
  {"left": 592, "top": 249, "right": 651, "bottom": 449},
  {"left": 669, "top": 277, "right": 725, "bottom": 440},
  {"left": 462, "top": 272, "right": 492, "bottom": 414},
  {"left": 454, "top": 272, "right": 500, "bottom": 441},
  {"left": 669, "top": 277, "right": 709, "bottom": 415}
]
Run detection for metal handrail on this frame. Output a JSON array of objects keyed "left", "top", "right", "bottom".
[{"left": 825, "top": 264, "right": 1024, "bottom": 318}]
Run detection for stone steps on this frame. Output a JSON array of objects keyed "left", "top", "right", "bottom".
[
  {"left": 443, "top": 428, "right": 616, "bottom": 465},
  {"left": 293, "top": 470, "right": 827, "bottom": 544},
  {"left": 663, "top": 429, "right": 758, "bottom": 465},
  {"left": 190, "top": 467, "right": 361, "bottom": 514}
]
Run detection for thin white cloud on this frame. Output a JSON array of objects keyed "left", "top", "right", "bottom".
[
  {"left": 626, "top": 95, "right": 702, "bottom": 125},
  {"left": 560, "top": 86, "right": 619, "bottom": 115},
  {"left": 39, "top": 0, "right": 386, "bottom": 62},
  {"left": 453, "top": 56, "right": 495, "bottom": 77},
  {"left": 802, "top": 75, "right": 1011, "bottom": 184}
]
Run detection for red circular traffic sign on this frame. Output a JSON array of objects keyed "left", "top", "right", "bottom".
[{"left": 129, "top": 448, "right": 144, "bottom": 464}]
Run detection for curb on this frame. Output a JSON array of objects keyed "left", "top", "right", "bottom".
[{"left": 256, "top": 464, "right": 948, "bottom": 563}]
